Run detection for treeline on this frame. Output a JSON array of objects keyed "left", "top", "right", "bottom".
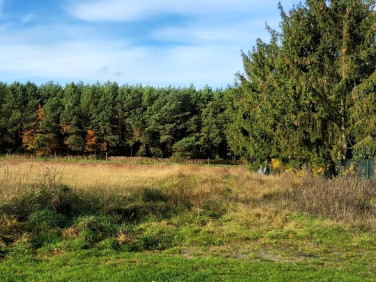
[
  {"left": 0, "top": 0, "right": 375, "bottom": 170},
  {"left": 0, "top": 82, "right": 230, "bottom": 159}
]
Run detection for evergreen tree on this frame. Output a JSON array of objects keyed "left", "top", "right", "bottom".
[
  {"left": 35, "top": 96, "right": 63, "bottom": 156},
  {"left": 0, "top": 82, "right": 38, "bottom": 151},
  {"left": 227, "top": 34, "right": 282, "bottom": 168},
  {"left": 93, "top": 82, "right": 119, "bottom": 155},
  {"left": 80, "top": 83, "right": 101, "bottom": 155},
  {"left": 229, "top": 0, "right": 376, "bottom": 169},
  {"left": 61, "top": 83, "right": 85, "bottom": 153},
  {"left": 199, "top": 89, "right": 229, "bottom": 159},
  {"left": 0, "top": 83, "right": 9, "bottom": 152}
]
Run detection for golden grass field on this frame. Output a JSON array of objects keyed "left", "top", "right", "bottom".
[
  {"left": 0, "top": 159, "right": 289, "bottom": 204},
  {"left": 1, "top": 157, "right": 375, "bottom": 230}
]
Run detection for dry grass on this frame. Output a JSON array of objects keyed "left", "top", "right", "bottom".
[
  {"left": 0, "top": 160, "right": 281, "bottom": 202},
  {"left": 1, "top": 157, "right": 376, "bottom": 275},
  {"left": 1, "top": 159, "right": 375, "bottom": 230},
  {"left": 289, "top": 171, "right": 376, "bottom": 228}
]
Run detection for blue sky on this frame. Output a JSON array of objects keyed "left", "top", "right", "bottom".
[{"left": 0, "top": 0, "right": 298, "bottom": 88}]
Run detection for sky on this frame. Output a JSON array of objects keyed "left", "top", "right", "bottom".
[{"left": 0, "top": 0, "right": 298, "bottom": 88}]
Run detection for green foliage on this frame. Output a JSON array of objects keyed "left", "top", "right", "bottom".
[
  {"left": 0, "top": 184, "right": 196, "bottom": 255},
  {"left": 352, "top": 136, "right": 376, "bottom": 160},
  {"left": 0, "top": 1, "right": 374, "bottom": 168},
  {"left": 0, "top": 82, "right": 230, "bottom": 159},
  {"left": 0, "top": 82, "right": 39, "bottom": 152},
  {"left": 73, "top": 215, "right": 119, "bottom": 245},
  {"left": 173, "top": 136, "right": 199, "bottom": 159},
  {"left": 228, "top": 0, "right": 376, "bottom": 169},
  {"left": 0, "top": 184, "right": 97, "bottom": 222}
]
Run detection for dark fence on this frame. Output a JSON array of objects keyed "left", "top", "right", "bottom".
[
  {"left": 336, "top": 159, "right": 374, "bottom": 179},
  {"left": 263, "top": 159, "right": 375, "bottom": 179}
]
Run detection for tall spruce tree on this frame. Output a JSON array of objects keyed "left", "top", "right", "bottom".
[
  {"left": 228, "top": 0, "right": 375, "bottom": 169},
  {"left": 94, "top": 82, "right": 119, "bottom": 155},
  {"left": 227, "top": 34, "right": 282, "bottom": 168},
  {"left": 280, "top": 0, "right": 375, "bottom": 163},
  {"left": 0, "top": 83, "right": 10, "bottom": 152}
]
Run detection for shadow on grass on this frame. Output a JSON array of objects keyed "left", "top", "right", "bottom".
[{"left": 0, "top": 184, "right": 229, "bottom": 256}]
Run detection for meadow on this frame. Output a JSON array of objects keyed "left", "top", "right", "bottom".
[{"left": 0, "top": 157, "right": 375, "bottom": 281}]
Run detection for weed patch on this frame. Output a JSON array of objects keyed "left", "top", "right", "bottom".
[{"left": 289, "top": 173, "right": 376, "bottom": 228}]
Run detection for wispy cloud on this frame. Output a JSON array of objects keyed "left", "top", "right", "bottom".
[
  {"left": 20, "top": 13, "right": 37, "bottom": 24},
  {"left": 0, "top": 26, "right": 241, "bottom": 87},
  {"left": 68, "top": 0, "right": 275, "bottom": 22},
  {"left": 151, "top": 19, "right": 276, "bottom": 46}
]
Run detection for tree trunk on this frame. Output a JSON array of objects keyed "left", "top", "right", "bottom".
[{"left": 340, "top": 97, "right": 347, "bottom": 162}]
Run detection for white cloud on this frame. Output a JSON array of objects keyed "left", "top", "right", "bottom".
[
  {"left": 0, "top": 0, "right": 298, "bottom": 87},
  {"left": 0, "top": 4, "right": 262, "bottom": 87},
  {"left": 68, "top": 0, "right": 277, "bottom": 22},
  {"left": 151, "top": 19, "right": 277, "bottom": 46},
  {"left": 0, "top": 34, "right": 241, "bottom": 87}
]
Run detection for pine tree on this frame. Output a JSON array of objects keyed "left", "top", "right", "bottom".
[
  {"left": 22, "top": 104, "right": 45, "bottom": 152},
  {"left": 94, "top": 82, "right": 119, "bottom": 155},
  {"left": 0, "top": 83, "right": 10, "bottom": 152},
  {"left": 35, "top": 97, "right": 63, "bottom": 156},
  {"left": 61, "top": 83, "right": 85, "bottom": 154}
]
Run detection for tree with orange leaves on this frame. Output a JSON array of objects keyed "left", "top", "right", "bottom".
[
  {"left": 86, "top": 129, "right": 98, "bottom": 155},
  {"left": 22, "top": 104, "right": 45, "bottom": 152}
]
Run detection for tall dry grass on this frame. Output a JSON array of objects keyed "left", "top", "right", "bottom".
[
  {"left": 0, "top": 160, "right": 281, "bottom": 202},
  {"left": 288, "top": 171, "right": 376, "bottom": 229},
  {"left": 1, "top": 159, "right": 375, "bottom": 229}
]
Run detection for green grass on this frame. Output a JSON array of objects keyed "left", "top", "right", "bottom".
[
  {"left": 1, "top": 249, "right": 375, "bottom": 281},
  {"left": 1, "top": 200, "right": 375, "bottom": 281}
]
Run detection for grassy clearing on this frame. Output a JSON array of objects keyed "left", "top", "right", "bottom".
[{"left": 0, "top": 159, "right": 375, "bottom": 281}]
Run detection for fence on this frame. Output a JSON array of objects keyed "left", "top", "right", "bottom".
[
  {"left": 337, "top": 159, "right": 374, "bottom": 179},
  {"left": 264, "top": 159, "right": 375, "bottom": 179}
]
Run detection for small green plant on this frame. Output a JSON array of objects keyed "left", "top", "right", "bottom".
[{"left": 72, "top": 215, "right": 119, "bottom": 245}]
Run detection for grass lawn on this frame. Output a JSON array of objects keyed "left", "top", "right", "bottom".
[{"left": 1, "top": 249, "right": 374, "bottom": 281}]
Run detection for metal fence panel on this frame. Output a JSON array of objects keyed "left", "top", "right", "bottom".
[{"left": 338, "top": 159, "right": 374, "bottom": 179}]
